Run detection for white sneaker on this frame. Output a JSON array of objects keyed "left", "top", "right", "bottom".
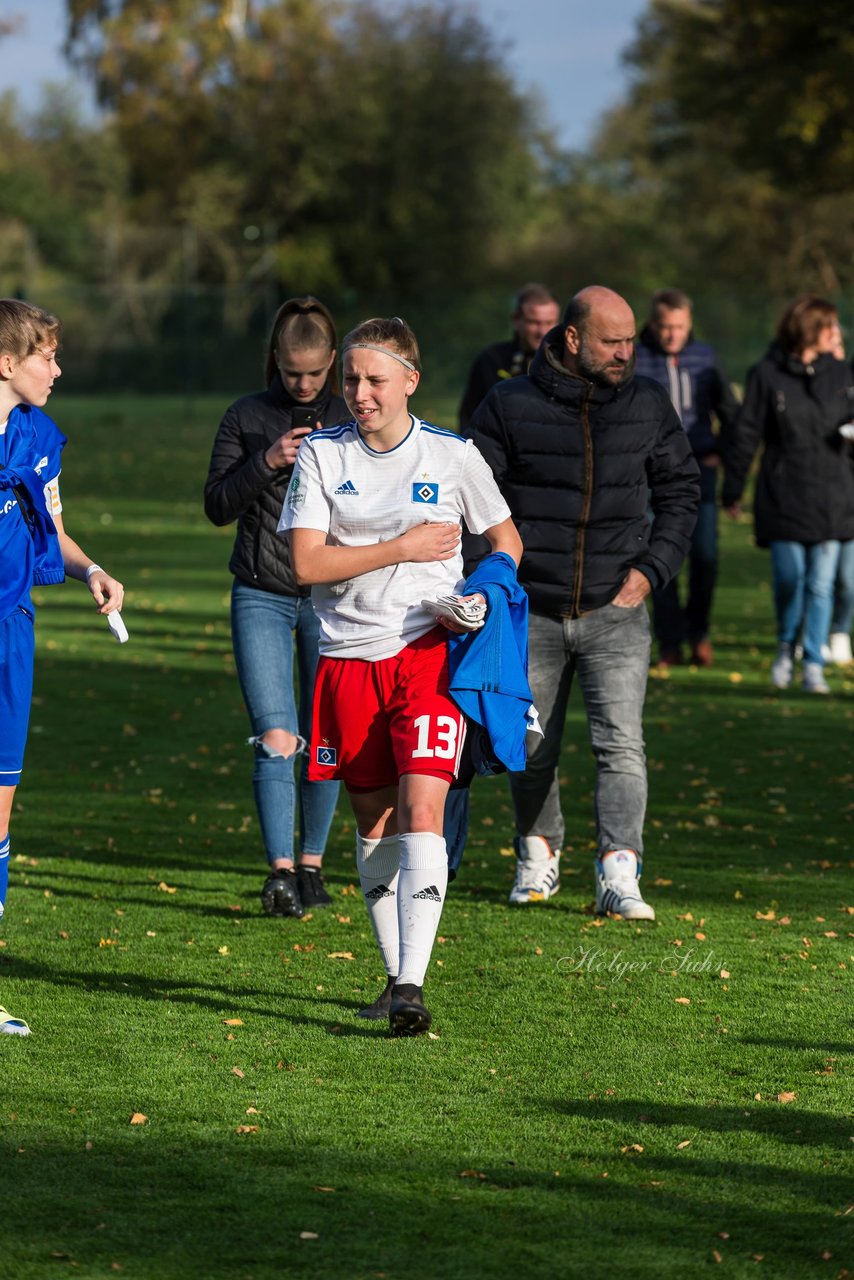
[
  {"left": 802, "top": 662, "right": 830, "bottom": 694},
  {"left": 771, "top": 643, "right": 794, "bottom": 689},
  {"left": 595, "top": 850, "right": 655, "bottom": 921},
  {"left": 829, "top": 632, "right": 853, "bottom": 665},
  {"left": 508, "top": 836, "right": 560, "bottom": 905}
]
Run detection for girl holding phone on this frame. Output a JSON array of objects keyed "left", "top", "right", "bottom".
[{"left": 204, "top": 298, "right": 347, "bottom": 917}]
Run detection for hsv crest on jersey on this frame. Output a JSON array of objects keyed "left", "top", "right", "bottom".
[
  {"left": 316, "top": 744, "right": 337, "bottom": 766},
  {"left": 412, "top": 481, "right": 438, "bottom": 504}
]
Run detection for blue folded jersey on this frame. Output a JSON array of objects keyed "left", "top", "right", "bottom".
[{"left": 447, "top": 551, "right": 533, "bottom": 773}]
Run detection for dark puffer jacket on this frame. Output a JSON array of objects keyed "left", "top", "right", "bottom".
[
  {"left": 204, "top": 375, "right": 349, "bottom": 595},
  {"left": 468, "top": 328, "right": 700, "bottom": 617},
  {"left": 722, "top": 344, "right": 854, "bottom": 546}
]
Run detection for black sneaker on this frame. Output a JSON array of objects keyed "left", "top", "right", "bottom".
[
  {"left": 357, "top": 976, "right": 397, "bottom": 1020},
  {"left": 260, "top": 866, "right": 304, "bottom": 918},
  {"left": 389, "top": 983, "right": 432, "bottom": 1037},
  {"left": 297, "top": 865, "right": 332, "bottom": 909}
]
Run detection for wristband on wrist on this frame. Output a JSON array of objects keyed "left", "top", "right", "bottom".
[{"left": 85, "top": 564, "right": 103, "bottom": 582}]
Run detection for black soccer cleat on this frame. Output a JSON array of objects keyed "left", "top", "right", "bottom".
[
  {"left": 357, "top": 976, "right": 397, "bottom": 1020},
  {"left": 389, "top": 983, "right": 432, "bottom": 1037},
  {"left": 260, "top": 866, "right": 304, "bottom": 918},
  {"left": 296, "top": 865, "right": 332, "bottom": 909}
]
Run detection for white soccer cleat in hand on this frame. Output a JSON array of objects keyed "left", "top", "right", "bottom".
[{"left": 421, "top": 593, "right": 487, "bottom": 631}]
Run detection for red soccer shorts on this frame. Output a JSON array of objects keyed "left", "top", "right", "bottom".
[{"left": 308, "top": 626, "right": 466, "bottom": 791}]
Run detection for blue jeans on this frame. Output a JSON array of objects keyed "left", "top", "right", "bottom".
[
  {"left": 231, "top": 579, "right": 339, "bottom": 864},
  {"left": 832, "top": 540, "right": 854, "bottom": 635},
  {"left": 770, "top": 541, "right": 841, "bottom": 666},
  {"left": 652, "top": 462, "right": 717, "bottom": 646},
  {"left": 510, "top": 604, "right": 651, "bottom": 856}
]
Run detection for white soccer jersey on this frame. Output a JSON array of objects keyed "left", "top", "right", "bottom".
[{"left": 279, "top": 415, "right": 511, "bottom": 659}]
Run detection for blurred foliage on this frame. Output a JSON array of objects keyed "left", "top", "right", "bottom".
[
  {"left": 546, "top": 0, "right": 854, "bottom": 303},
  {"left": 62, "top": 0, "right": 554, "bottom": 295},
  {"left": 1, "top": 1, "right": 853, "bottom": 393}
]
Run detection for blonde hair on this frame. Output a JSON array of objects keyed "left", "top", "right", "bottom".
[
  {"left": 343, "top": 317, "right": 422, "bottom": 373},
  {"left": 0, "top": 299, "right": 61, "bottom": 360},
  {"left": 265, "top": 296, "right": 338, "bottom": 391}
]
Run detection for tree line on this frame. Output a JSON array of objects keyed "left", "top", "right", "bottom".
[{"left": 1, "top": 0, "right": 852, "bottom": 388}]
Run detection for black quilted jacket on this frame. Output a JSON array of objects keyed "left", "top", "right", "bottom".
[
  {"left": 468, "top": 328, "right": 700, "bottom": 617},
  {"left": 204, "top": 375, "right": 349, "bottom": 595}
]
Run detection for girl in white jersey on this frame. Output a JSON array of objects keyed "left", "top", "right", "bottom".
[{"left": 283, "top": 317, "right": 521, "bottom": 1035}]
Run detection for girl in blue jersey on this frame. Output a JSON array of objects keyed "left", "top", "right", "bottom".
[{"left": 0, "top": 300, "right": 124, "bottom": 1035}]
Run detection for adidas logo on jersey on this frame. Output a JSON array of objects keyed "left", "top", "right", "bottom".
[
  {"left": 334, "top": 479, "right": 359, "bottom": 495},
  {"left": 412, "top": 884, "right": 442, "bottom": 901},
  {"left": 365, "top": 883, "right": 394, "bottom": 900}
]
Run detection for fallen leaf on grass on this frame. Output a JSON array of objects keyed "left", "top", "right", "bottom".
[
  {"left": 459, "top": 1170, "right": 488, "bottom": 1180},
  {"left": 675, "top": 997, "right": 691, "bottom": 1005},
  {"left": 720, "top": 970, "right": 730, "bottom": 979},
  {"left": 231, "top": 1067, "right": 245, "bottom": 1079},
  {"left": 712, "top": 1249, "right": 723, "bottom": 1263},
  {"left": 621, "top": 1144, "right": 644, "bottom": 1154},
  {"left": 312, "top": 1186, "right": 335, "bottom": 1193},
  {"left": 653, "top": 877, "right": 672, "bottom": 887},
  {"left": 755, "top": 909, "right": 775, "bottom": 921},
  {"left": 156, "top": 882, "right": 177, "bottom": 894},
  {"left": 777, "top": 1091, "right": 796, "bottom": 1104},
  {"left": 99, "top": 938, "right": 118, "bottom": 947},
  {"left": 246, "top": 1107, "right": 261, "bottom": 1115},
  {"left": 235, "top": 1125, "right": 259, "bottom": 1134},
  {"left": 327, "top": 951, "right": 355, "bottom": 960},
  {"left": 676, "top": 1139, "right": 692, "bottom": 1150},
  {"left": 223, "top": 1018, "right": 244, "bottom": 1026},
  {"left": 218, "top": 946, "right": 230, "bottom": 956},
  {"left": 129, "top": 1113, "right": 147, "bottom": 1126},
  {"left": 299, "top": 1231, "right": 319, "bottom": 1239},
  {"left": 427, "top": 1031, "right": 441, "bottom": 1040}
]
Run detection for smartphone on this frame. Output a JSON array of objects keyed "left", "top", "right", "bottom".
[{"left": 292, "top": 407, "right": 318, "bottom": 431}]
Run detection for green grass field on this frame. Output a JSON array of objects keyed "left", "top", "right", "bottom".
[{"left": 2, "top": 394, "right": 851, "bottom": 1279}]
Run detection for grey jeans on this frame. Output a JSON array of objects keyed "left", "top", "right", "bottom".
[{"left": 510, "top": 603, "right": 651, "bottom": 856}]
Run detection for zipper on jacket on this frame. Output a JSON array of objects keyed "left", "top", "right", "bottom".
[
  {"left": 252, "top": 523, "right": 261, "bottom": 580},
  {"left": 570, "top": 384, "right": 594, "bottom": 616}
]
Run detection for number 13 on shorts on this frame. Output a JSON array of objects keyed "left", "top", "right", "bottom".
[{"left": 411, "top": 714, "right": 460, "bottom": 760}]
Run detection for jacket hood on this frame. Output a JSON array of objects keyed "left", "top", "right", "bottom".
[
  {"left": 766, "top": 341, "right": 838, "bottom": 381},
  {"left": 529, "top": 326, "right": 629, "bottom": 407}
]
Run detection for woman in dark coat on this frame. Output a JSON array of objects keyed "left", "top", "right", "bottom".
[
  {"left": 204, "top": 298, "right": 346, "bottom": 916},
  {"left": 723, "top": 295, "right": 854, "bottom": 692}
]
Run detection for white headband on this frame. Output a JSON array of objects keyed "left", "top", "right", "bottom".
[{"left": 344, "top": 342, "right": 416, "bottom": 372}]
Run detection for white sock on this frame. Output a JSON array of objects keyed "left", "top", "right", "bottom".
[
  {"left": 356, "top": 833, "right": 401, "bottom": 977},
  {"left": 396, "top": 832, "right": 448, "bottom": 987}
]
